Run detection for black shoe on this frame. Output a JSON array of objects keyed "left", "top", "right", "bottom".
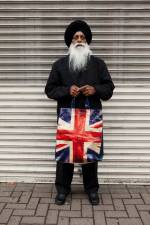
[
  {"left": 55, "top": 193, "right": 68, "bottom": 205},
  {"left": 88, "top": 192, "right": 99, "bottom": 205}
]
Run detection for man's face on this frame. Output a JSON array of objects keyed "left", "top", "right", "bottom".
[
  {"left": 72, "top": 31, "right": 86, "bottom": 45},
  {"left": 68, "top": 31, "right": 91, "bottom": 72}
]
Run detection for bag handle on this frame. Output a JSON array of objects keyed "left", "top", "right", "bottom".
[{"left": 71, "top": 97, "right": 90, "bottom": 109}]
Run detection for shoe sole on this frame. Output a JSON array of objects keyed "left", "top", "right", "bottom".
[{"left": 55, "top": 199, "right": 66, "bottom": 205}]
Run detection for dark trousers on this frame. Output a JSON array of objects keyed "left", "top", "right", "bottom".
[{"left": 55, "top": 161, "right": 99, "bottom": 194}]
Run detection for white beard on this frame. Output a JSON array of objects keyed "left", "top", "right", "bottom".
[{"left": 68, "top": 42, "right": 92, "bottom": 72}]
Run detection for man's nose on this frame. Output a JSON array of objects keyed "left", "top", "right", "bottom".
[{"left": 77, "top": 36, "right": 82, "bottom": 43}]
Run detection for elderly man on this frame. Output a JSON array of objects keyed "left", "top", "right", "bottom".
[{"left": 45, "top": 20, "right": 115, "bottom": 205}]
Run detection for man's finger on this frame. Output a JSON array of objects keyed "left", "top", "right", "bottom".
[
  {"left": 83, "top": 90, "right": 89, "bottom": 95},
  {"left": 79, "top": 85, "right": 87, "bottom": 91}
]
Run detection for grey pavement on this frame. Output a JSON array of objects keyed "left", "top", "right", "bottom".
[{"left": 0, "top": 182, "right": 150, "bottom": 225}]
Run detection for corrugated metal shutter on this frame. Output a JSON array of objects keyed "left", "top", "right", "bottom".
[{"left": 0, "top": 0, "right": 150, "bottom": 183}]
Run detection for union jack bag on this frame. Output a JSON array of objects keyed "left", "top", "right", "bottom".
[{"left": 55, "top": 98, "right": 103, "bottom": 163}]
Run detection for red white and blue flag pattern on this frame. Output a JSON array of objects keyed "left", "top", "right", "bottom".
[{"left": 55, "top": 107, "right": 103, "bottom": 163}]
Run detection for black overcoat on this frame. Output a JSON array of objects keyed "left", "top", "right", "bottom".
[{"left": 45, "top": 55, "right": 115, "bottom": 161}]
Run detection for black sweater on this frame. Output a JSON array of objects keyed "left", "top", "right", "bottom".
[{"left": 45, "top": 55, "right": 115, "bottom": 111}]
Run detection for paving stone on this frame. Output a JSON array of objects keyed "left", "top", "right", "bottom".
[
  {"left": 106, "top": 218, "right": 119, "bottom": 225},
  {"left": 46, "top": 210, "right": 58, "bottom": 224},
  {"left": 105, "top": 210, "right": 128, "bottom": 218},
  {"left": 21, "top": 216, "right": 45, "bottom": 224},
  {"left": 0, "top": 209, "right": 13, "bottom": 223},
  {"left": 129, "top": 189, "right": 148, "bottom": 194},
  {"left": 34, "top": 183, "right": 52, "bottom": 193},
  {"left": 13, "top": 209, "right": 35, "bottom": 216},
  {"left": 82, "top": 199, "right": 92, "bottom": 204},
  {"left": 0, "top": 191, "right": 12, "bottom": 197},
  {"left": 127, "top": 185, "right": 146, "bottom": 189},
  {"left": 108, "top": 184, "right": 127, "bottom": 189},
  {"left": 59, "top": 210, "right": 81, "bottom": 217},
  {"left": 70, "top": 218, "right": 93, "bottom": 225},
  {"left": 50, "top": 203, "right": 70, "bottom": 210},
  {"left": 32, "top": 192, "right": 51, "bottom": 198},
  {"left": 131, "top": 194, "right": 141, "bottom": 198},
  {"left": 40, "top": 197, "right": 55, "bottom": 204},
  {"left": 101, "top": 194, "right": 113, "bottom": 204},
  {"left": 6, "top": 203, "right": 26, "bottom": 209},
  {"left": 111, "top": 194, "right": 131, "bottom": 199},
  {"left": 66, "top": 196, "right": 74, "bottom": 204},
  {"left": 94, "top": 211, "right": 106, "bottom": 225},
  {"left": 0, "top": 203, "right": 5, "bottom": 213},
  {"left": 19, "top": 192, "right": 32, "bottom": 203},
  {"left": 26, "top": 197, "right": 39, "bottom": 209},
  {"left": 82, "top": 204, "right": 93, "bottom": 217},
  {"left": 141, "top": 194, "right": 150, "bottom": 204},
  {"left": 51, "top": 192, "right": 58, "bottom": 199},
  {"left": 71, "top": 199, "right": 81, "bottom": 210},
  {"left": 99, "top": 185, "right": 110, "bottom": 193},
  {"left": 139, "top": 211, "right": 150, "bottom": 225},
  {"left": 36, "top": 203, "right": 49, "bottom": 216},
  {"left": 73, "top": 193, "right": 87, "bottom": 199},
  {"left": 113, "top": 199, "right": 125, "bottom": 210},
  {"left": 93, "top": 204, "right": 114, "bottom": 211},
  {"left": 123, "top": 199, "right": 144, "bottom": 205},
  {"left": 0, "top": 183, "right": 16, "bottom": 192},
  {"left": 71, "top": 184, "right": 85, "bottom": 193},
  {"left": 118, "top": 218, "right": 143, "bottom": 225},
  {"left": 11, "top": 191, "right": 22, "bottom": 198},
  {"left": 125, "top": 204, "right": 139, "bottom": 217},
  {"left": 58, "top": 216, "right": 69, "bottom": 225},
  {"left": 136, "top": 204, "right": 150, "bottom": 211},
  {"left": 99, "top": 188, "right": 110, "bottom": 194},
  {"left": 127, "top": 186, "right": 148, "bottom": 194},
  {"left": 51, "top": 185, "right": 57, "bottom": 193},
  {"left": 15, "top": 183, "right": 34, "bottom": 192},
  {"left": 101, "top": 184, "right": 111, "bottom": 189},
  {"left": 145, "top": 186, "right": 150, "bottom": 193},
  {"left": 7, "top": 216, "right": 21, "bottom": 225},
  {"left": 0, "top": 197, "right": 18, "bottom": 203},
  {"left": 109, "top": 189, "right": 129, "bottom": 194}
]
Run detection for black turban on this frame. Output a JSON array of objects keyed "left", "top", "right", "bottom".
[{"left": 64, "top": 20, "right": 92, "bottom": 47}]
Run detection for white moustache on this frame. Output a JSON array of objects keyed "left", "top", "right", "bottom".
[{"left": 75, "top": 43, "right": 85, "bottom": 48}]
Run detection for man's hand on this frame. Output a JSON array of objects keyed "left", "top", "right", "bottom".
[
  {"left": 70, "top": 85, "right": 80, "bottom": 97},
  {"left": 79, "top": 85, "right": 96, "bottom": 96}
]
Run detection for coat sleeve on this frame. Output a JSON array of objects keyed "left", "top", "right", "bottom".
[
  {"left": 45, "top": 62, "right": 70, "bottom": 101},
  {"left": 93, "top": 60, "right": 115, "bottom": 101}
]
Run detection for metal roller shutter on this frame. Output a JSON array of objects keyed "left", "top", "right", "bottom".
[{"left": 0, "top": 0, "right": 150, "bottom": 183}]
